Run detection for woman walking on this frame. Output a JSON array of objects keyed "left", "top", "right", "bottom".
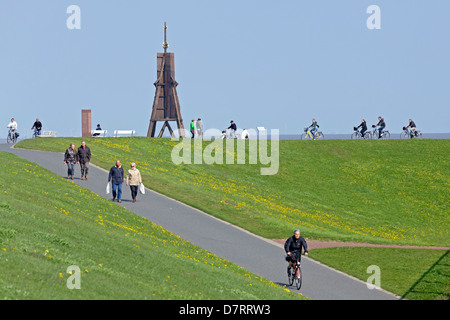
[
  {"left": 64, "top": 143, "right": 78, "bottom": 180},
  {"left": 126, "top": 162, "right": 142, "bottom": 203}
]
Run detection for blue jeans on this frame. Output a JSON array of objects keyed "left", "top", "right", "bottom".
[
  {"left": 34, "top": 128, "right": 42, "bottom": 136},
  {"left": 112, "top": 183, "right": 122, "bottom": 200},
  {"left": 310, "top": 127, "right": 317, "bottom": 138},
  {"left": 378, "top": 126, "right": 385, "bottom": 138},
  {"left": 67, "top": 163, "right": 75, "bottom": 178}
]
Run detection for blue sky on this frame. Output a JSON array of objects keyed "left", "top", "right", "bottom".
[{"left": 0, "top": 0, "right": 449, "bottom": 138}]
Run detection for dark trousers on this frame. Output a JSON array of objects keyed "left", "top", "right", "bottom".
[
  {"left": 80, "top": 162, "right": 89, "bottom": 177},
  {"left": 130, "top": 185, "right": 138, "bottom": 200}
]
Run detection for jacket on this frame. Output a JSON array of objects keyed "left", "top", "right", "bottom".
[
  {"left": 284, "top": 236, "right": 308, "bottom": 254},
  {"left": 64, "top": 148, "right": 78, "bottom": 164},
  {"left": 108, "top": 165, "right": 124, "bottom": 184},
  {"left": 126, "top": 168, "right": 142, "bottom": 186},
  {"left": 77, "top": 145, "right": 91, "bottom": 164}
]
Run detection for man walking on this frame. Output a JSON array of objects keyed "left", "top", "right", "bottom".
[
  {"left": 108, "top": 160, "right": 124, "bottom": 203},
  {"left": 77, "top": 141, "right": 91, "bottom": 180},
  {"left": 64, "top": 143, "right": 78, "bottom": 180},
  {"left": 196, "top": 118, "right": 203, "bottom": 138},
  {"left": 190, "top": 119, "right": 196, "bottom": 138}
]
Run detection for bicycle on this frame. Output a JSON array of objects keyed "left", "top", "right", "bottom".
[
  {"left": 6, "top": 129, "right": 18, "bottom": 144},
  {"left": 301, "top": 127, "right": 324, "bottom": 140},
  {"left": 287, "top": 251, "right": 303, "bottom": 290},
  {"left": 400, "top": 127, "right": 422, "bottom": 139},
  {"left": 351, "top": 127, "right": 372, "bottom": 139},
  {"left": 371, "top": 126, "right": 390, "bottom": 139}
]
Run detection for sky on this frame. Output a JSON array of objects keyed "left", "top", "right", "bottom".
[{"left": 0, "top": 0, "right": 449, "bottom": 138}]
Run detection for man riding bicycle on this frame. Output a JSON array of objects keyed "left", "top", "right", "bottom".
[
  {"left": 7, "top": 118, "right": 18, "bottom": 136},
  {"left": 405, "top": 119, "right": 417, "bottom": 138},
  {"left": 308, "top": 119, "right": 319, "bottom": 140},
  {"left": 31, "top": 118, "right": 43, "bottom": 136},
  {"left": 372, "top": 116, "right": 386, "bottom": 139},
  {"left": 284, "top": 229, "right": 308, "bottom": 276},
  {"left": 355, "top": 119, "right": 367, "bottom": 139}
]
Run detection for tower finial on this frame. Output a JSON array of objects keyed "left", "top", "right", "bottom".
[{"left": 162, "top": 22, "right": 169, "bottom": 53}]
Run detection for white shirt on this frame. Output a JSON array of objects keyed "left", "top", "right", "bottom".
[{"left": 7, "top": 121, "right": 17, "bottom": 130}]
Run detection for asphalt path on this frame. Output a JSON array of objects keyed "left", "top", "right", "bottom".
[{"left": 0, "top": 143, "right": 399, "bottom": 300}]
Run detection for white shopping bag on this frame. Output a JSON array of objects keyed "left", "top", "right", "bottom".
[
  {"left": 139, "top": 183, "right": 145, "bottom": 195},
  {"left": 106, "top": 183, "right": 111, "bottom": 194}
]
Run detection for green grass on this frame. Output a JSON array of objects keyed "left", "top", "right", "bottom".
[
  {"left": 309, "top": 247, "right": 449, "bottom": 300},
  {"left": 17, "top": 137, "right": 450, "bottom": 247},
  {"left": 0, "top": 152, "right": 306, "bottom": 300}
]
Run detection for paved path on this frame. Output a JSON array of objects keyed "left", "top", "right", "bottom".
[{"left": 0, "top": 143, "right": 399, "bottom": 300}]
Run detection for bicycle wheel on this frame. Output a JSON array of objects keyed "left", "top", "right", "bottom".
[
  {"left": 400, "top": 131, "right": 409, "bottom": 139},
  {"left": 351, "top": 132, "right": 359, "bottom": 139},
  {"left": 383, "top": 131, "right": 390, "bottom": 139},
  {"left": 296, "top": 267, "right": 302, "bottom": 290},
  {"left": 288, "top": 267, "right": 294, "bottom": 286},
  {"left": 364, "top": 132, "right": 372, "bottom": 139},
  {"left": 7, "top": 134, "right": 14, "bottom": 144},
  {"left": 317, "top": 132, "right": 324, "bottom": 140}
]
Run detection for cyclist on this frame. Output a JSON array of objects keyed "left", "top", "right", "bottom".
[
  {"left": 6, "top": 118, "right": 18, "bottom": 138},
  {"left": 372, "top": 116, "right": 386, "bottom": 139},
  {"left": 355, "top": 119, "right": 367, "bottom": 139},
  {"left": 284, "top": 229, "right": 308, "bottom": 277},
  {"left": 308, "top": 118, "right": 319, "bottom": 140},
  {"left": 31, "top": 118, "right": 43, "bottom": 136},
  {"left": 405, "top": 119, "right": 417, "bottom": 138}
]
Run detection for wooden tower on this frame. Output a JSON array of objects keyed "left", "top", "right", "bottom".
[{"left": 147, "top": 22, "right": 185, "bottom": 138}]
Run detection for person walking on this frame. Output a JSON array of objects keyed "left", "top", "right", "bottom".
[
  {"left": 64, "top": 143, "right": 78, "bottom": 180},
  {"left": 190, "top": 119, "right": 196, "bottom": 138},
  {"left": 126, "top": 162, "right": 142, "bottom": 203},
  {"left": 108, "top": 160, "right": 124, "bottom": 203},
  {"left": 77, "top": 141, "right": 91, "bottom": 180},
  {"left": 196, "top": 118, "right": 203, "bottom": 138}
]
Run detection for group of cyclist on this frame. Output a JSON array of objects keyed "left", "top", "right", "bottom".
[
  {"left": 6, "top": 118, "right": 43, "bottom": 142},
  {"left": 305, "top": 117, "right": 421, "bottom": 140}
]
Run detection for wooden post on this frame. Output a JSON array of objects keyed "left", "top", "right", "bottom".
[{"left": 81, "top": 109, "right": 91, "bottom": 137}]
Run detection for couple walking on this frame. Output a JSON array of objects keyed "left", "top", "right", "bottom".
[
  {"left": 63, "top": 141, "right": 91, "bottom": 180},
  {"left": 108, "top": 160, "right": 143, "bottom": 203}
]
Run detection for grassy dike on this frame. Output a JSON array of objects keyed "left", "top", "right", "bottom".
[
  {"left": 17, "top": 137, "right": 449, "bottom": 246},
  {"left": 0, "top": 152, "right": 306, "bottom": 300},
  {"left": 14, "top": 137, "right": 449, "bottom": 299}
]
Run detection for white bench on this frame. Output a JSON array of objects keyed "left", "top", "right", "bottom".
[
  {"left": 40, "top": 131, "right": 57, "bottom": 137},
  {"left": 114, "top": 130, "right": 135, "bottom": 137},
  {"left": 91, "top": 130, "right": 107, "bottom": 137}
]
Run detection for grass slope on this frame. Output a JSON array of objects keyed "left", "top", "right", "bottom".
[
  {"left": 0, "top": 152, "right": 306, "bottom": 300},
  {"left": 17, "top": 138, "right": 450, "bottom": 247}
]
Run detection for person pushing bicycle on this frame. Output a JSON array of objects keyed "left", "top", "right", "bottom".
[{"left": 284, "top": 229, "right": 308, "bottom": 277}]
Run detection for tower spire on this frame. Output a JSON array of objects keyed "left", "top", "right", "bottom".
[{"left": 162, "top": 22, "right": 169, "bottom": 53}]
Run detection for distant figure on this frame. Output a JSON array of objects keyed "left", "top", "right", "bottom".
[
  {"left": 221, "top": 131, "right": 227, "bottom": 139},
  {"left": 108, "top": 160, "right": 124, "bottom": 203},
  {"left": 64, "top": 143, "right": 78, "bottom": 180},
  {"left": 355, "top": 119, "right": 367, "bottom": 139},
  {"left": 227, "top": 120, "right": 237, "bottom": 138},
  {"left": 7, "top": 118, "right": 18, "bottom": 132},
  {"left": 126, "top": 162, "right": 142, "bottom": 203},
  {"left": 406, "top": 119, "right": 417, "bottom": 138},
  {"left": 241, "top": 128, "right": 249, "bottom": 140},
  {"left": 373, "top": 116, "right": 386, "bottom": 139},
  {"left": 190, "top": 119, "right": 195, "bottom": 138},
  {"left": 196, "top": 118, "right": 203, "bottom": 138},
  {"left": 308, "top": 118, "right": 319, "bottom": 139},
  {"left": 92, "top": 124, "right": 102, "bottom": 136},
  {"left": 31, "top": 118, "right": 43, "bottom": 136},
  {"left": 77, "top": 141, "right": 91, "bottom": 180}
]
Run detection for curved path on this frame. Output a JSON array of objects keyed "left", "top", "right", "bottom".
[{"left": 0, "top": 143, "right": 399, "bottom": 300}]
